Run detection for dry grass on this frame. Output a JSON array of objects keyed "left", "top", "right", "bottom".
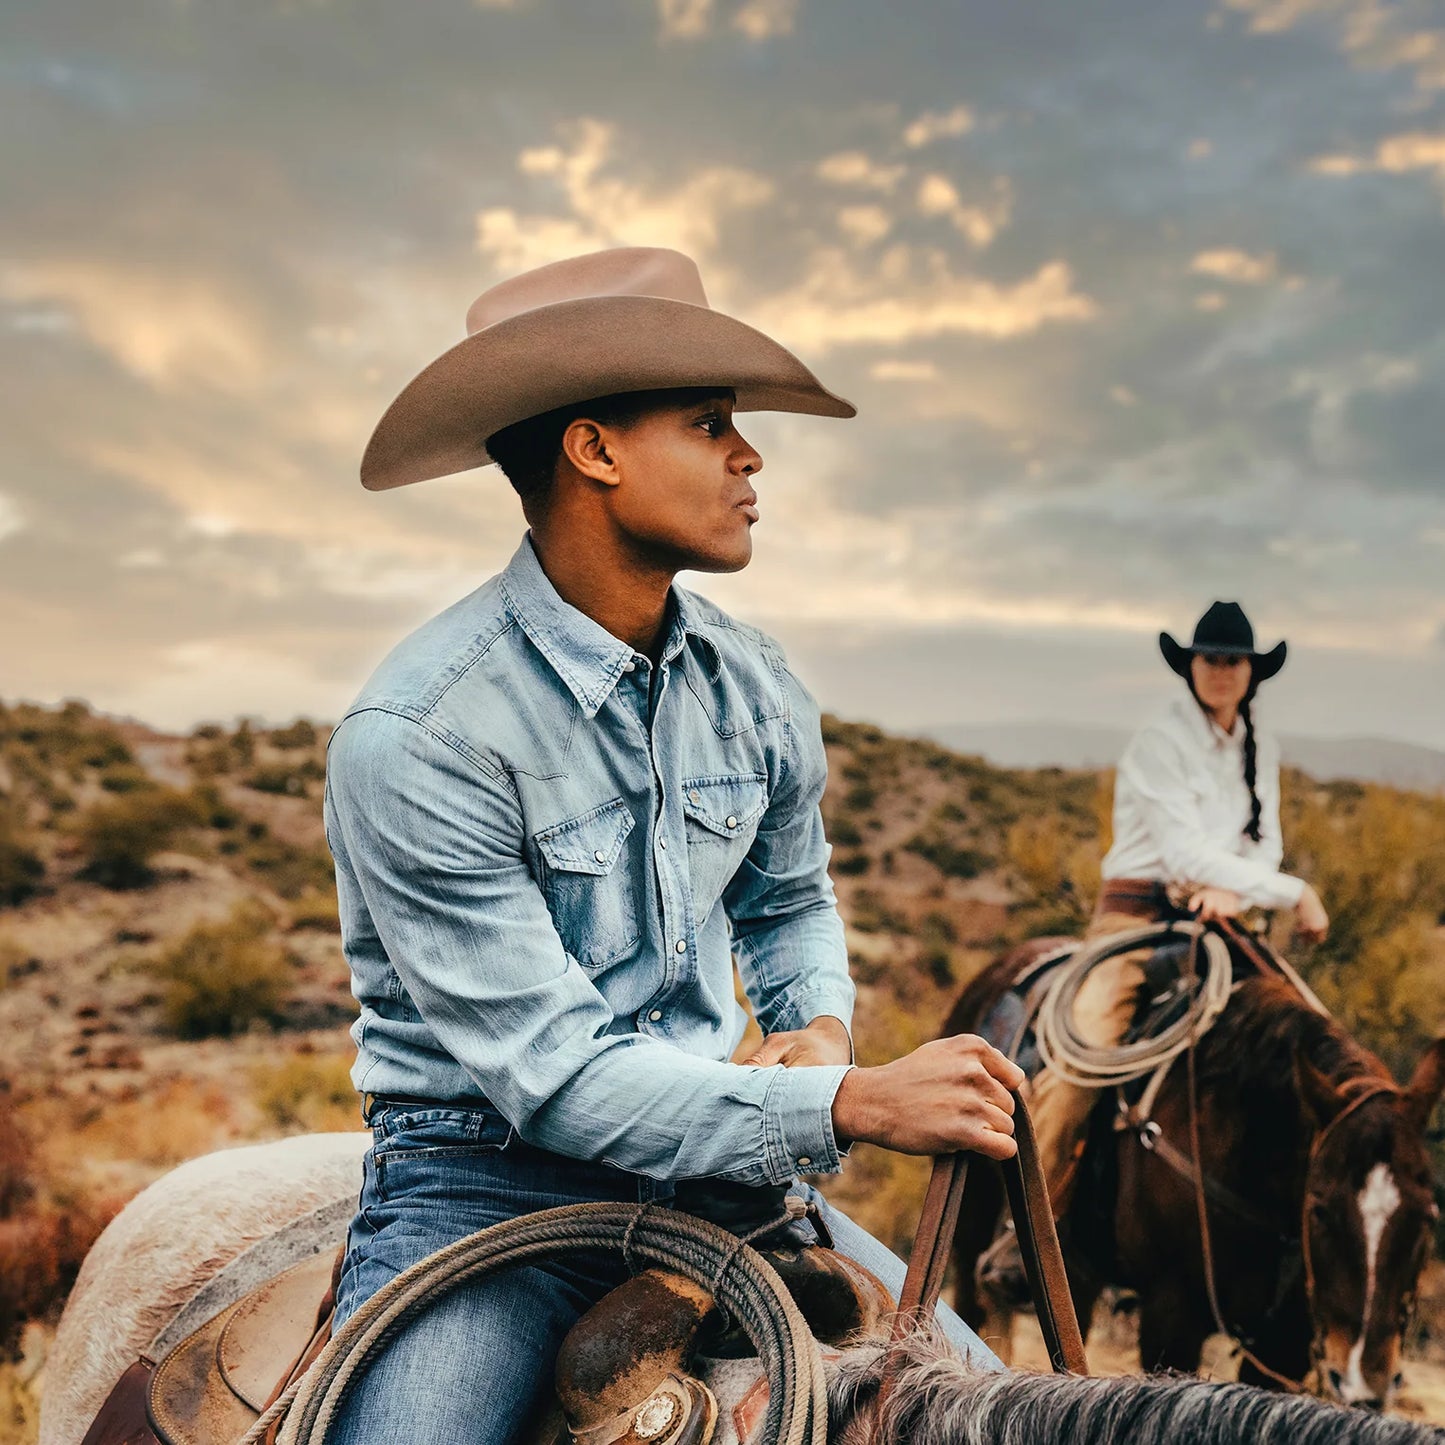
[{"left": 251, "top": 1051, "right": 358, "bottom": 1133}]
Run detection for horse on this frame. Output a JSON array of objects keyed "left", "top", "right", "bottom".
[
  {"left": 944, "top": 938, "right": 1445, "bottom": 1413},
  {"left": 42, "top": 1130, "right": 1445, "bottom": 1444}
]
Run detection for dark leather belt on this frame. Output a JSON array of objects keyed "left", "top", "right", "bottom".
[
  {"left": 1095, "top": 877, "right": 1186, "bottom": 922},
  {"left": 361, "top": 1092, "right": 488, "bottom": 1122}
]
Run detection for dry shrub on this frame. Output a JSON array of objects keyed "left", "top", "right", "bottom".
[
  {"left": 0, "top": 1208, "right": 108, "bottom": 1359},
  {"left": 286, "top": 887, "right": 340, "bottom": 933},
  {"left": 28, "top": 1077, "right": 238, "bottom": 1174},
  {"left": 268, "top": 719, "right": 319, "bottom": 750},
  {"left": 0, "top": 1107, "right": 112, "bottom": 1360},
  {"left": 143, "top": 905, "right": 291, "bottom": 1038},
  {"left": 76, "top": 787, "right": 202, "bottom": 889},
  {"left": 252, "top": 1053, "right": 358, "bottom": 1133},
  {"left": 0, "top": 829, "right": 42, "bottom": 910}
]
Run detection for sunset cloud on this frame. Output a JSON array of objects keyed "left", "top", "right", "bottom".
[
  {"left": 478, "top": 119, "right": 774, "bottom": 271},
  {"left": 754, "top": 248, "right": 1098, "bottom": 350},
  {"left": 655, "top": 0, "right": 800, "bottom": 41},
  {"left": 1222, "top": 0, "right": 1445, "bottom": 92},
  {"left": 837, "top": 205, "right": 894, "bottom": 247},
  {"left": 0, "top": 262, "right": 273, "bottom": 393},
  {"left": 1310, "top": 131, "right": 1445, "bottom": 180},
  {"left": 916, "top": 173, "right": 1013, "bottom": 247},
  {"left": 815, "top": 151, "right": 907, "bottom": 192},
  {"left": 1189, "top": 247, "right": 1279, "bottom": 283},
  {"left": 903, "top": 105, "right": 975, "bottom": 148}
]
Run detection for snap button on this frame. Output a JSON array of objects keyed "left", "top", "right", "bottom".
[
  {"left": 688, "top": 789, "right": 702, "bottom": 804},
  {"left": 675, "top": 939, "right": 687, "bottom": 954},
  {"left": 622, "top": 661, "right": 635, "bottom": 673},
  {"left": 648, "top": 1009, "right": 663, "bottom": 1022},
  {"left": 796, "top": 1157, "right": 812, "bottom": 1169},
  {"left": 594, "top": 849, "right": 607, "bottom": 863},
  {"left": 725, "top": 815, "right": 738, "bottom": 829}
]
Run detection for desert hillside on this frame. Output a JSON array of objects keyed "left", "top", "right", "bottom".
[{"left": 1, "top": 699, "right": 1443, "bottom": 1437}]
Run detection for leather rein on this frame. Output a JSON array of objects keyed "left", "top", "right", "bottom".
[{"left": 871, "top": 1089, "right": 1089, "bottom": 1433}]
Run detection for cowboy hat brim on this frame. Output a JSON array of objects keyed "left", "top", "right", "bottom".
[
  {"left": 361, "top": 294, "right": 855, "bottom": 491},
  {"left": 1159, "top": 632, "right": 1287, "bottom": 682}
]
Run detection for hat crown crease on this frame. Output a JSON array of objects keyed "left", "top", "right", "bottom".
[{"left": 466, "top": 247, "right": 709, "bottom": 336}]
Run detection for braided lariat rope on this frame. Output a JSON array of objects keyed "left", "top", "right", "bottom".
[
  {"left": 242, "top": 1202, "right": 827, "bottom": 1445},
  {"left": 1033, "top": 922, "right": 1233, "bottom": 1091}
]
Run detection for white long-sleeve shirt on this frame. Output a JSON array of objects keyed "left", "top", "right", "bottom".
[{"left": 1099, "top": 695, "right": 1306, "bottom": 911}]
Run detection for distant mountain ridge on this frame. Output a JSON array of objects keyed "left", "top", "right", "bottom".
[{"left": 925, "top": 722, "right": 1445, "bottom": 793}]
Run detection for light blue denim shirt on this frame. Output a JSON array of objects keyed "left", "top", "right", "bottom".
[{"left": 323, "top": 534, "right": 856, "bottom": 1187}]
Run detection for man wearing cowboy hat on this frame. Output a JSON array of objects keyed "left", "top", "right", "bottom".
[{"left": 322, "top": 247, "right": 1023, "bottom": 1442}]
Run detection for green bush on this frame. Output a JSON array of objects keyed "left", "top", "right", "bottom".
[
  {"left": 144, "top": 905, "right": 291, "bottom": 1038},
  {"left": 242, "top": 828, "right": 336, "bottom": 899},
  {"left": 903, "top": 832, "right": 993, "bottom": 880},
  {"left": 76, "top": 788, "right": 202, "bottom": 889},
  {"left": 268, "top": 719, "right": 319, "bottom": 751},
  {"left": 98, "top": 762, "right": 155, "bottom": 793},
  {"left": 244, "top": 759, "right": 324, "bottom": 797}
]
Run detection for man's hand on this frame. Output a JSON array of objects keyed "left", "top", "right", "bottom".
[
  {"left": 830, "top": 1034, "right": 1026, "bottom": 1162},
  {"left": 741, "top": 1015, "right": 852, "bottom": 1069},
  {"left": 1187, "top": 885, "right": 1242, "bottom": 923},
  {"left": 1294, "top": 883, "right": 1330, "bottom": 945}
]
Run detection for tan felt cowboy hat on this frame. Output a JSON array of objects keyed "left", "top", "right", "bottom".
[{"left": 360, "top": 247, "right": 856, "bottom": 491}]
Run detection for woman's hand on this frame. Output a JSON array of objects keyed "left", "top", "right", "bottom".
[
  {"left": 741, "top": 1015, "right": 852, "bottom": 1069},
  {"left": 1294, "top": 883, "right": 1330, "bottom": 945},
  {"left": 1187, "top": 886, "right": 1243, "bottom": 922},
  {"left": 830, "top": 1034, "right": 1026, "bottom": 1161}
]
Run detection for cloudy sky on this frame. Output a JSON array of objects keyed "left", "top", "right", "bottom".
[{"left": 4, "top": 0, "right": 1444, "bottom": 748}]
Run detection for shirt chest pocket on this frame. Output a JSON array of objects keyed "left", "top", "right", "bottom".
[
  {"left": 534, "top": 799, "right": 641, "bottom": 972},
  {"left": 682, "top": 773, "right": 769, "bottom": 919}
]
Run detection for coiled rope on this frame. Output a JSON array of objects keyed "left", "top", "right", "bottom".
[
  {"left": 240, "top": 1201, "right": 827, "bottom": 1445},
  {"left": 1033, "top": 922, "right": 1233, "bottom": 1091}
]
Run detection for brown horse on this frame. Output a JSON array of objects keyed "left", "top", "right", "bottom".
[{"left": 945, "top": 943, "right": 1445, "bottom": 1412}]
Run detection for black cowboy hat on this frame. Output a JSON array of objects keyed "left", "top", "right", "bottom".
[{"left": 1159, "top": 601, "right": 1287, "bottom": 682}]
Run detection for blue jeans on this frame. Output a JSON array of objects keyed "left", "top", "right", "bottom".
[{"left": 329, "top": 1103, "right": 1003, "bottom": 1445}]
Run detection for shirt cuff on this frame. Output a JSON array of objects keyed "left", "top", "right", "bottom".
[
  {"left": 779, "top": 987, "right": 856, "bottom": 1039},
  {"left": 763, "top": 1062, "right": 852, "bottom": 1181},
  {"left": 1251, "top": 872, "right": 1307, "bottom": 910}
]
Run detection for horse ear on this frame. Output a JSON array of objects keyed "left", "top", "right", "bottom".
[
  {"left": 1296, "top": 1050, "right": 1346, "bottom": 1132},
  {"left": 1402, "top": 1037, "right": 1445, "bottom": 1134}
]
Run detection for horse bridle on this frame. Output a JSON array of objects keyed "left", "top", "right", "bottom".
[
  {"left": 1299, "top": 1078, "right": 1403, "bottom": 1380},
  {"left": 1173, "top": 912, "right": 1402, "bottom": 1393}
]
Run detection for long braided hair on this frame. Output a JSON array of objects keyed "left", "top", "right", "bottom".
[{"left": 1188, "top": 669, "right": 1264, "bottom": 843}]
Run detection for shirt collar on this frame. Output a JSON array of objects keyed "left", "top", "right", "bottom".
[
  {"left": 498, "top": 534, "right": 723, "bottom": 718},
  {"left": 1173, "top": 694, "right": 1243, "bottom": 753}
]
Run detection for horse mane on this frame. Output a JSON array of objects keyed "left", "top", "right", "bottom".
[
  {"left": 827, "top": 1330, "right": 1442, "bottom": 1445},
  {"left": 1195, "top": 973, "right": 1393, "bottom": 1104}
]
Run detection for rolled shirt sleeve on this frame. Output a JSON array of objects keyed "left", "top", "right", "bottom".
[
  {"left": 325, "top": 708, "right": 850, "bottom": 1185},
  {"left": 1120, "top": 727, "right": 1306, "bottom": 911},
  {"left": 723, "top": 667, "right": 855, "bottom": 1041}
]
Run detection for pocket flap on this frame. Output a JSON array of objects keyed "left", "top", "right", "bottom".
[
  {"left": 681, "top": 774, "right": 769, "bottom": 838},
  {"left": 536, "top": 799, "right": 635, "bottom": 875}
]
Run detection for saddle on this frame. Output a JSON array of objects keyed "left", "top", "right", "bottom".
[
  {"left": 978, "top": 916, "right": 1312, "bottom": 1087},
  {"left": 80, "top": 1213, "right": 890, "bottom": 1445}
]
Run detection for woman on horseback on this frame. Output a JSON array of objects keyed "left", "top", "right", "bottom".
[{"left": 984, "top": 601, "right": 1330, "bottom": 1297}]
